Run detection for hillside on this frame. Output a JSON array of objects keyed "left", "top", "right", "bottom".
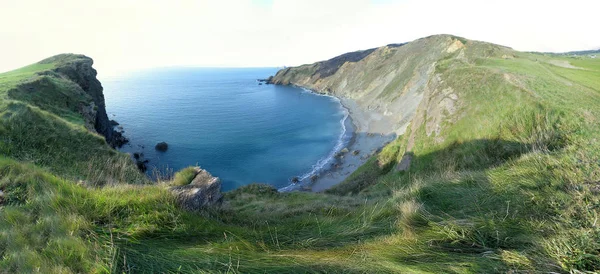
[{"left": 1, "top": 35, "right": 600, "bottom": 273}]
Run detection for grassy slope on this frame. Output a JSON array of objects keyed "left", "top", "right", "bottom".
[{"left": 1, "top": 46, "right": 599, "bottom": 273}]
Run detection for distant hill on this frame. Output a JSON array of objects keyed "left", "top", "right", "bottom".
[
  {"left": 533, "top": 48, "right": 600, "bottom": 56},
  {"left": 561, "top": 48, "right": 600, "bottom": 55}
]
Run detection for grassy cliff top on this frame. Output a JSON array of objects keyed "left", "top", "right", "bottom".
[
  {"left": 0, "top": 53, "right": 144, "bottom": 185},
  {"left": 0, "top": 54, "right": 89, "bottom": 89},
  {"left": 1, "top": 37, "right": 600, "bottom": 273}
]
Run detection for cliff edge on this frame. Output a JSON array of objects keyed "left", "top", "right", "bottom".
[{"left": 5, "top": 54, "right": 125, "bottom": 147}]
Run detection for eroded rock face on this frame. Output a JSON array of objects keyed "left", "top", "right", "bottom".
[
  {"left": 52, "top": 57, "right": 111, "bottom": 137},
  {"left": 170, "top": 167, "right": 222, "bottom": 210},
  {"left": 268, "top": 35, "right": 514, "bottom": 140},
  {"left": 38, "top": 54, "right": 124, "bottom": 147}
]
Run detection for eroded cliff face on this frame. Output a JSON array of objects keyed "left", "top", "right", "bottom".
[
  {"left": 47, "top": 56, "right": 114, "bottom": 142},
  {"left": 8, "top": 54, "right": 126, "bottom": 147},
  {"left": 269, "top": 35, "right": 513, "bottom": 140}
]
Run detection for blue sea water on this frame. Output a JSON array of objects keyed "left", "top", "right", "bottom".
[{"left": 101, "top": 68, "right": 349, "bottom": 191}]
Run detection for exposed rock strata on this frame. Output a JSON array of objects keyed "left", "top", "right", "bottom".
[
  {"left": 269, "top": 35, "right": 514, "bottom": 174},
  {"left": 170, "top": 167, "right": 223, "bottom": 210}
]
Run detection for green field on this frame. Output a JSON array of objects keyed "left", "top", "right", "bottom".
[{"left": 1, "top": 39, "right": 599, "bottom": 273}]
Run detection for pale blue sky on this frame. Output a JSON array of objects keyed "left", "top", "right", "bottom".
[{"left": 1, "top": 0, "right": 598, "bottom": 74}]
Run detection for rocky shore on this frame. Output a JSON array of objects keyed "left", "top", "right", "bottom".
[
  {"left": 267, "top": 37, "right": 463, "bottom": 191},
  {"left": 307, "top": 98, "right": 396, "bottom": 192},
  {"left": 274, "top": 85, "right": 397, "bottom": 192}
]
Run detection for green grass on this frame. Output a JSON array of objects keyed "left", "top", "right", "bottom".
[
  {"left": 171, "top": 167, "right": 199, "bottom": 186},
  {"left": 0, "top": 63, "right": 56, "bottom": 92},
  {"left": 1, "top": 43, "right": 600, "bottom": 273}
]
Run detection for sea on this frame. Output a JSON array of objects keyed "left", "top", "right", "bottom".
[{"left": 101, "top": 67, "right": 351, "bottom": 191}]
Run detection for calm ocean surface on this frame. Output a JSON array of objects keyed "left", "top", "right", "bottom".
[{"left": 101, "top": 68, "right": 348, "bottom": 191}]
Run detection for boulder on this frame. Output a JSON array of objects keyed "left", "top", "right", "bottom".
[
  {"left": 352, "top": 150, "right": 360, "bottom": 155},
  {"left": 291, "top": 176, "right": 300, "bottom": 183},
  {"left": 155, "top": 142, "right": 169, "bottom": 152},
  {"left": 335, "top": 148, "right": 350, "bottom": 158},
  {"left": 170, "top": 167, "right": 222, "bottom": 210},
  {"left": 112, "top": 131, "right": 129, "bottom": 148}
]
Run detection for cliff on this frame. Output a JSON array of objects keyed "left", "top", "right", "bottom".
[
  {"left": 0, "top": 53, "right": 141, "bottom": 184},
  {"left": 43, "top": 54, "right": 116, "bottom": 144},
  {"left": 270, "top": 35, "right": 513, "bottom": 138},
  {"left": 5, "top": 54, "right": 125, "bottom": 147}
]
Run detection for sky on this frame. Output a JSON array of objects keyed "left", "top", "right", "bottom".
[{"left": 1, "top": 0, "right": 599, "bottom": 75}]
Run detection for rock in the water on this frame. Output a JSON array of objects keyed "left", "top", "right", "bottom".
[
  {"left": 155, "top": 142, "right": 169, "bottom": 152},
  {"left": 340, "top": 148, "right": 349, "bottom": 153},
  {"left": 136, "top": 159, "right": 149, "bottom": 172},
  {"left": 291, "top": 176, "right": 300, "bottom": 183},
  {"left": 352, "top": 150, "right": 360, "bottom": 155},
  {"left": 112, "top": 131, "right": 129, "bottom": 148},
  {"left": 170, "top": 167, "right": 222, "bottom": 210}
]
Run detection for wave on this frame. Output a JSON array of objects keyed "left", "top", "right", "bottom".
[{"left": 279, "top": 87, "right": 351, "bottom": 192}]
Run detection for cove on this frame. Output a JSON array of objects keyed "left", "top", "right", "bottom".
[{"left": 101, "top": 67, "right": 348, "bottom": 191}]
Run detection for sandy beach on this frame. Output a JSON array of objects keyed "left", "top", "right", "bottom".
[{"left": 306, "top": 97, "right": 397, "bottom": 192}]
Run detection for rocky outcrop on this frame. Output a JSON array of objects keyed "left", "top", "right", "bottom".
[
  {"left": 133, "top": 152, "right": 149, "bottom": 172},
  {"left": 170, "top": 167, "right": 222, "bottom": 210},
  {"left": 37, "top": 54, "right": 125, "bottom": 147},
  {"left": 155, "top": 142, "right": 169, "bottom": 152}
]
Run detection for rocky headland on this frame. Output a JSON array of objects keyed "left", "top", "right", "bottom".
[
  {"left": 7, "top": 54, "right": 128, "bottom": 147},
  {"left": 269, "top": 35, "right": 513, "bottom": 191}
]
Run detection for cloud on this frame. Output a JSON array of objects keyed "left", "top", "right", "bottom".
[{"left": 0, "top": 0, "right": 598, "bottom": 74}]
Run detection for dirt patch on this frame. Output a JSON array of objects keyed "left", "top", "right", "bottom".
[
  {"left": 547, "top": 60, "right": 580, "bottom": 69},
  {"left": 446, "top": 39, "right": 465, "bottom": 53}
]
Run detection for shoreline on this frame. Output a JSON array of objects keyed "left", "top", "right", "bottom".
[{"left": 279, "top": 86, "right": 396, "bottom": 193}]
